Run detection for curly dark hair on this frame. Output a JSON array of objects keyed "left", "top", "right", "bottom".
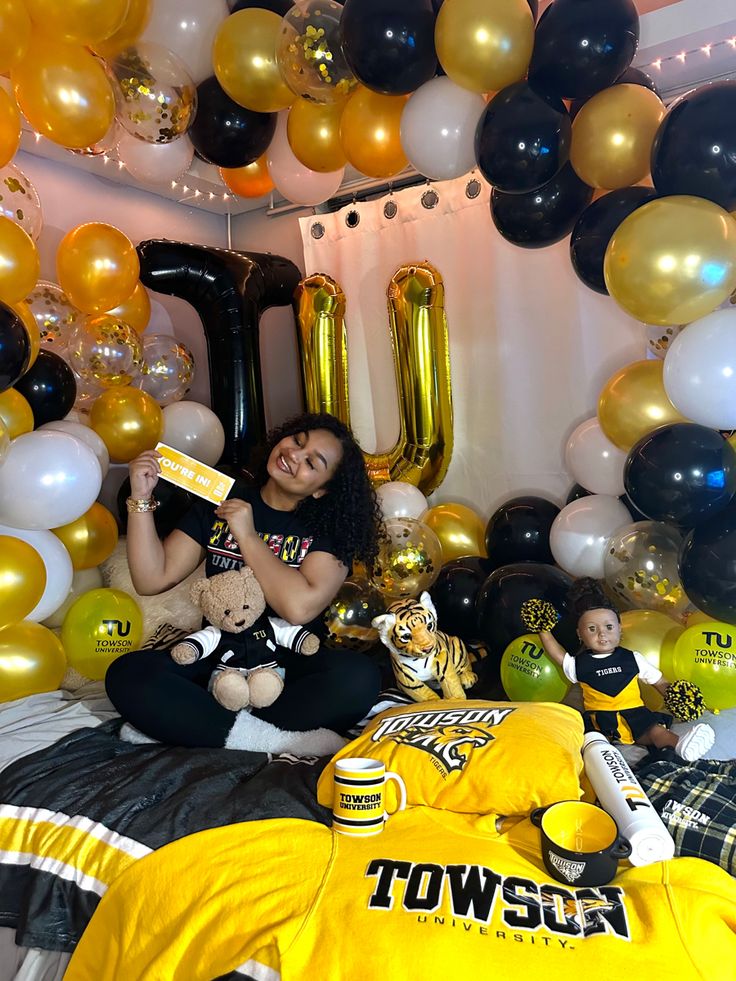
[
  {"left": 255, "top": 412, "right": 383, "bottom": 570},
  {"left": 567, "top": 577, "right": 619, "bottom": 621}
]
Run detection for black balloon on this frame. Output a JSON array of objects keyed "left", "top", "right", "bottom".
[
  {"left": 624, "top": 423, "right": 736, "bottom": 527},
  {"left": 340, "top": 0, "right": 437, "bottom": 96},
  {"left": 570, "top": 187, "right": 658, "bottom": 294},
  {"left": 679, "top": 503, "right": 736, "bottom": 624},
  {"left": 569, "top": 67, "right": 661, "bottom": 120},
  {"left": 529, "top": 0, "right": 639, "bottom": 101},
  {"left": 475, "top": 82, "right": 571, "bottom": 194},
  {"left": 189, "top": 77, "right": 276, "bottom": 169},
  {"left": 137, "top": 240, "right": 302, "bottom": 468},
  {"left": 0, "top": 302, "right": 30, "bottom": 394},
  {"left": 117, "top": 475, "right": 195, "bottom": 540},
  {"left": 491, "top": 162, "right": 593, "bottom": 249},
  {"left": 13, "top": 350, "right": 76, "bottom": 426},
  {"left": 651, "top": 80, "right": 736, "bottom": 212},
  {"left": 484, "top": 496, "right": 560, "bottom": 572},
  {"left": 430, "top": 556, "right": 490, "bottom": 641}
]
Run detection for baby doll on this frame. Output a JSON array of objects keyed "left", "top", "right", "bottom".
[{"left": 527, "top": 578, "right": 715, "bottom": 762}]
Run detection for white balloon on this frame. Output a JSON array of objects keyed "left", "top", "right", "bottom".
[
  {"left": 376, "top": 481, "right": 428, "bottom": 520},
  {"left": 117, "top": 131, "right": 194, "bottom": 187},
  {"left": 550, "top": 495, "right": 631, "bottom": 579},
  {"left": 663, "top": 309, "right": 736, "bottom": 430},
  {"left": 161, "top": 401, "right": 225, "bottom": 466},
  {"left": 43, "top": 566, "right": 104, "bottom": 629},
  {"left": 40, "top": 421, "right": 110, "bottom": 478},
  {"left": 0, "top": 432, "right": 102, "bottom": 530},
  {"left": 141, "top": 0, "right": 229, "bottom": 84},
  {"left": 267, "top": 112, "right": 344, "bottom": 207},
  {"left": 565, "top": 418, "right": 627, "bottom": 497},
  {"left": 400, "top": 76, "right": 486, "bottom": 181},
  {"left": 0, "top": 523, "right": 73, "bottom": 622}
]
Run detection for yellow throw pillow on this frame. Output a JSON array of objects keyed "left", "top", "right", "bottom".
[{"left": 318, "top": 700, "right": 585, "bottom": 817}]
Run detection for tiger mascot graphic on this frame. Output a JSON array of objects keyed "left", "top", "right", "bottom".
[
  {"left": 389, "top": 723, "right": 492, "bottom": 773},
  {"left": 372, "top": 592, "right": 477, "bottom": 702}
]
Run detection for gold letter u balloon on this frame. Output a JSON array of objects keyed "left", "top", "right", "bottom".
[{"left": 294, "top": 262, "right": 453, "bottom": 494}]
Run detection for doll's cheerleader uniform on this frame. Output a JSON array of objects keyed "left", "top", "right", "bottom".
[{"left": 562, "top": 645, "right": 672, "bottom": 745}]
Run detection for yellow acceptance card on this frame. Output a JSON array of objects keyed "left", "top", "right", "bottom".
[{"left": 155, "top": 442, "right": 235, "bottom": 504}]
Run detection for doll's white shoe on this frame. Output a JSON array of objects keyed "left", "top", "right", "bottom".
[{"left": 675, "top": 723, "right": 715, "bottom": 762}]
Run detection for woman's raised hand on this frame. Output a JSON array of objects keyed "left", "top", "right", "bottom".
[{"left": 129, "top": 449, "right": 161, "bottom": 500}]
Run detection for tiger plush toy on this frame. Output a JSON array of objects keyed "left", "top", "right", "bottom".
[{"left": 372, "top": 592, "right": 477, "bottom": 702}]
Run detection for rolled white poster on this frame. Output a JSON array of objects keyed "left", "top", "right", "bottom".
[{"left": 582, "top": 732, "right": 675, "bottom": 867}]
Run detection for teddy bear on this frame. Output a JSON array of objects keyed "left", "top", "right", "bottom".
[{"left": 170, "top": 566, "right": 320, "bottom": 713}]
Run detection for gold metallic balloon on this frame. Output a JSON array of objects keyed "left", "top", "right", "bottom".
[
  {"left": 52, "top": 502, "right": 119, "bottom": 570},
  {"left": 371, "top": 517, "right": 443, "bottom": 600},
  {"left": 0, "top": 621, "right": 66, "bottom": 702},
  {"left": 24, "top": 0, "right": 128, "bottom": 46},
  {"left": 287, "top": 99, "right": 347, "bottom": 173},
  {"left": 213, "top": 9, "right": 295, "bottom": 113},
  {"left": 435, "top": 0, "right": 534, "bottom": 94},
  {"left": 13, "top": 301, "right": 40, "bottom": 369},
  {"left": 0, "top": 217, "right": 39, "bottom": 306},
  {"left": 0, "top": 87, "right": 20, "bottom": 169},
  {"left": 295, "top": 262, "right": 454, "bottom": 494},
  {"left": 0, "top": 387, "right": 33, "bottom": 437},
  {"left": 598, "top": 359, "right": 689, "bottom": 451},
  {"left": 604, "top": 195, "right": 736, "bottom": 326},
  {"left": 339, "top": 88, "right": 408, "bottom": 179},
  {"left": 0, "top": 535, "right": 46, "bottom": 627},
  {"left": 57, "top": 222, "right": 140, "bottom": 315},
  {"left": 90, "top": 386, "right": 163, "bottom": 463},
  {"left": 105, "top": 282, "right": 151, "bottom": 334},
  {"left": 219, "top": 157, "right": 274, "bottom": 199},
  {"left": 61, "top": 587, "right": 143, "bottom": 680},
  {"left": 323, "top": 576, "right": 386, "bottom": 652},
  {"left": 0, "top": 0, "right": 30, "bottom": 73},
  {"left": 67, "top": 314, "right": 143, "bottom": 388},
  {"left": 12, "top": 36, "right": 115, "bottom": 150},
  {"left": 571, "top": 84, "right": 665, "bottom": 190},
  {"left": 620, "top": 609, "right": 682, "bottom": 713},
  {"left": 604, "top": 521, "right": 690, "bottom": 620},
  {"left": 421, "top": 502, "right": 487, "bottom": 563},
  {"left": 92, "top": 0, "right": 151, "bottom": 60}
]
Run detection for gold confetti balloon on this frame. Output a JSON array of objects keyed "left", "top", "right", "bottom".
[
  {"left": 67, "top": 314, "right": 143, "bottom": 388},
  {"left": 324, "top": 576, "right": 386, "bottom": 652},
  {"left": 134, "top": 333, "right": 194, "bottom": 406},
  {"left": 107, "top": 42, "right": 197, "bottom": 144},
  {"left": 644, "top": 322, "right": 683, "bottom": 360},
  {"left": 0, "top": 163, "right": 42, "bottom": 241},
  {"left": 371, "top": 517, "right": 443, "bottom": 600},
  {"left": 603, "top": 520, "right": 690, "bottom": 619},
  {"left": 277, "top": 0, "right": 357, "bottom": 105},
  {"left": 24, "top": 280, "right": 83, "bottom": 355}
]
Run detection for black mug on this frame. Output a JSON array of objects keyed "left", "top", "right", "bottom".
[{"left": 531, "top": 800, "right": 631, "bottom": 887}]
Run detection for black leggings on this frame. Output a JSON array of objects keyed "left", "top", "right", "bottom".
[{"left": 105, "top": 645, "right": 381, "bottom": 748}]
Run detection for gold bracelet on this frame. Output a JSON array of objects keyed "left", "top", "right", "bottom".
[{"left": 126, "top": 496, "right": 160, "bottom": 513}]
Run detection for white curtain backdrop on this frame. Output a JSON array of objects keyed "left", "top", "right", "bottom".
[{"left": 299, "top": 175, "right": 644, "bottom": 516}]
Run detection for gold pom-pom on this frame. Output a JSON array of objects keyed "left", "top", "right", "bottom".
[
  {"left": 664, "top": 679, "right": 706, "bottom": 722},
  {"left": 520, "top": 598, "right": 559, "bottom": 633}
]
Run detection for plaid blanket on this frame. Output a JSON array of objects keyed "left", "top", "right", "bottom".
[{"left": 636, "top": 749, "right": 736, "bottom": 877}]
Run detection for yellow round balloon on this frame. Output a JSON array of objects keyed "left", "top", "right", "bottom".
[
  {"left": 220, "top": 157, "right": 275, "bottom": 199},
  {"left": 620, "top": 609, "right": 683, "bottom": 712},
  {"left": 571, "top": 84, "right": 665, "bottom": 190},
  {"left": 435, "top": 0, "right": 534, "bottom": 94},
  {"left": 0, "top": 217, "right": 39, "bottom": 306},
  {"left": 213, "top": 9, "right": 295, "bottom": 113},
  {"left": 0, "top": 86, "right": 21, "bottom": 169},
  {"left": 340, "top": 88, "right": 408, "bottom": 179},
  {"left": 12, "top": 300, "right": 40, "bottom": 369},
  {"left": 24, "top": 0, "right": 128, "bottom": 45},
  {"left": 61, "top": 587, "right": 143, "bottom": 680},
  {"left": 0, "top": 621, "right": 66, "bottom": 702},
  {"left": 92, "top": 0, "right": 151, "bottom": 60},
  {"left": 0, "top": 0, "right": 30, "bottom": 73},
  {"left": 104, "top": 282, "right": 151, "bottom": 334},
  {"left": 288, "top": 99, "right": 347, "bottom": 174},
  {"left": 0, "top": 535, "right": 46, "bottom": 627},
  {"left": 598, "top": 359, "right": 689, "bottom": 451},
  {"left": 53, "top": 502, "right": 119, "bottom": 570},
  {"left": 668, "top": 620, "right": 736, "bottom": 711},
  {"left": 90, "top": 386, "right": 163, "bottom": 462},
  {"left": 0, "top": 386, "right": 33, "bottom": 437},
  {"left": 604, "top": 195, "right": 736, "bottom": 326},
  {"left": 57, "top": 222, "right": 140, "bottom": 314},
  {"left": 421, "top": 502, "right": 487, "bottom": 563},
  {"left": 12, "top": 36, "right": 115, "bottom": 150}
]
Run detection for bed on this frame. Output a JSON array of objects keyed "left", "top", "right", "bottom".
[{"left": 2, "top": 677, "right": 736, "bottom": 980}]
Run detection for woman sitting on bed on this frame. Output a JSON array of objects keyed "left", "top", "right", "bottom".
[{"left": 105, "top": 412, "right": 383, "bottom": 753}]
